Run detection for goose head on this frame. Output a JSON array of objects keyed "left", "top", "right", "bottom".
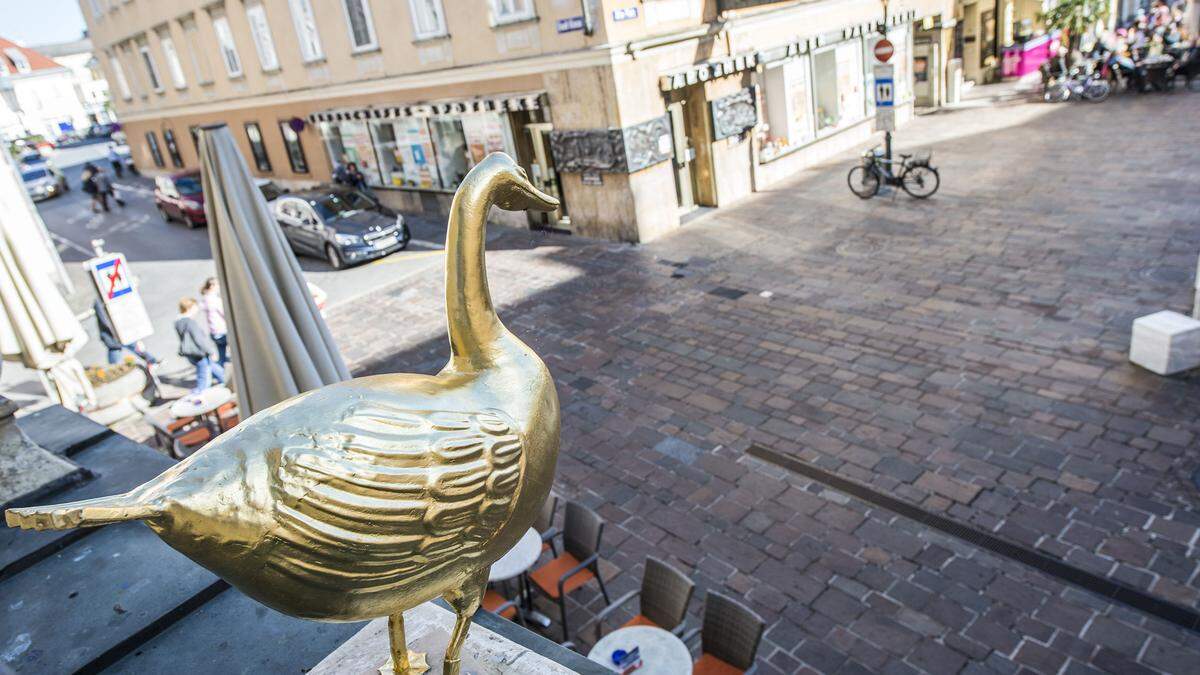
[{"left": 470, "top": 153, "right": 559, "bottom": 213}]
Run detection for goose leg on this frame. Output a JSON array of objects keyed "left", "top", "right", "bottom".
[
  {"left": 442, "top": 567, "right": 489, "bottom": 675},
  {"left": 385, "top": 611, "right": 428, "bottom": 675}
]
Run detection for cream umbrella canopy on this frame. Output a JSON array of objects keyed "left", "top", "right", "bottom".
[
  {"left": 197, "top": 124, "right": 349, "bottom": 416},
  {"left": 0, "top": 148, "right": 92, "bottom": 409}
]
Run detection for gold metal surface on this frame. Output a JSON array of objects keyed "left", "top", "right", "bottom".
[{"left": 6, "top": 153, "right": 561, "bottom": 675}]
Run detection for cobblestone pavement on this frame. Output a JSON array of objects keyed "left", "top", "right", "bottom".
[{"left": 327, "top": 90, "right": 1200, "bottom": 673}]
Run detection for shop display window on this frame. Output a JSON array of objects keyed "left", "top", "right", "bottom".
[{"left": 761, "top": 56, "right": 814, "bottom": 160}]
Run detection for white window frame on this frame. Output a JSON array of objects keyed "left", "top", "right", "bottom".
[
  {"left": 157, "top": 34, "right": 187, "bottom": 89},
  {"left": 181, "top": 18, "right": 213, "bottom": 84},
  {"left": 342, "top": 0, "right": 380, "bottom": 51},
  {"left": 288, "top": 0, "right": 325, "bottom": 63},
  {"left": 211, "top": 15, "right": 244, "bottom": 78},
  {"left": 4, "top": 48, "right": 31, "bottom": 74},
  {"left": 407, "top": 0, "right": 446, "bottom": 40},
  {"left": 245, "top": 2, "right": 281, "bottom": 72},
  {"left": 138, "top": 44, "right": 163, "bottom": 92},
  {"left": 107, "top": 53, "right": 132, "bottom": 99},
  {"left": 490, "top": 0, "right": 535, "bottom": 25}
]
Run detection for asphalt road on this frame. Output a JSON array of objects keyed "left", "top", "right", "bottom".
[{"left": 1, "top": 148, "right": 450, "bottom": 406}]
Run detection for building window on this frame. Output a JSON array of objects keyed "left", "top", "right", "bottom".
[
  {"left": 760, "top": 55, "right": 814, "bottom": 161},
  {"left": 343, "top": 0, "right": 379, "bottom": 51},
  {"left": 138, "top": 45, "right": 163, "bottom": 92},
  {"left": 813, "top": 42, "right": 865, "bottom": 132},
  {"left": 288, "top": 0, "right": 324, "bottom": 63},
  {"left": 163, "top": 129, "right": 184, "bottom": 168},
  {"left": 244, "top": 122, "right": 272, "bottom": 172},
  {"left": 181, "top": 18, "right": 213, "bottom": 84},
  {"left": 491, "top": 0, "right": 534, "bottom": 24},
  {"left": 145, "top": 131, "right": 164, "bottom": 167},
  {"left": 408, "top": 0, "right": 446, "bottom": 39},
  {"left": 189, "top": 125, "right": 201, "bottom": 153},
  {"left": 279, "top": 122, "right": 309, "bottom": 173},
  {"left": 107, "top": 54, "right": 132, "bottom": 99},
  {"left": 246, "top": 3, "right": 281, "bottom": 72},
  {"left": 4, "top": 48, "right": 31, "bottom": 74},
  {"left": 158, "top": 34, "right": 188, "bottom": 89},
  {"left": 211, "top": 15, "right": 244, "bottom": 78}
]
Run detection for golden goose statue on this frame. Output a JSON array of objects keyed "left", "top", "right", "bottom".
[{"left": 6, "top": 153, "right": 561, "bottom": 675}]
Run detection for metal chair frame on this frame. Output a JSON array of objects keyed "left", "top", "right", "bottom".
[
  {"left": 583, "top": 556, "right": 694, "bottom": 641},
  {"left": 682, "top": 591, "right": 765, "bottom": 674},
  {"left": 531, "top": 502, "right": 611, "bottom": 642}
]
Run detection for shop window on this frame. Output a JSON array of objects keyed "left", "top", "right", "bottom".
[
  {"left": 288, "top": 0, "right": 324, "bottom": 63},
  {"left": 343, "top": 0, "right": 379, "bottom": 51},
  {"left": 429, "top": 118, "right": 470, "bottom": 190},
  {"left": 145, "top": 131, "right": 165, "bottom": 167},
  {"left": 211, "top": 15, "right": 244, "bottom": 78},
  {"left": 761, "top": 56, "right": 814, "bottom": 160},
  {"left": 279, "top": 122, "right": 309, "bottom": 173},
  {"left": 370, "top": 119, "right": 439, "bottom": 188},
  {"left": 409, "top": 0, "right": 446, "bottom": 39},
  {"left": 139, "top": 45, "right": 163, "bottom": 92},
  {"left": 245, "top": 122, "right": 272, "bottom": 172},
  {"left": 163, "top": 129, "right": 184, "bottom": 168},
  {"left": 813, "top": 42, "right": 865, "bottom": 132},
  {"left": 319, "top": 120, "right": 383, "bottom": 187},
  {"left": 246, "top": 2, "right": 281, "bottom": 72}
]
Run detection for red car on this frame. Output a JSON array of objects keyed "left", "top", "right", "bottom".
[{"left": 154, "top": 171, "right": 206, "bottom": 228}]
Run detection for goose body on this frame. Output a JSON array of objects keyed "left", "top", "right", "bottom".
[{"left": 6, "top": 153, "right": 561, "bottom": 673}]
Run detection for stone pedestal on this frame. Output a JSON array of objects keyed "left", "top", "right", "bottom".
[
  {"left": 0, "top": 398, "right": 84, "bottom": 507},
  {"left": 310, "top": 603, "right": 578, "bottom": 674},
  {"left": 1129, "top": 310, "right": 1200, "bottom": 375}
]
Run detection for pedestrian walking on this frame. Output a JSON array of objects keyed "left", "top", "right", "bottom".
[
  {"left": 106, "top": 142, "right": 124, "bottom": 178},
  {"left": 93, "top": 168, "right": 125, "bottom": 208},
  {"left": 81, "top": 163, "right": 107, "bottom": 213},
  {"left": 199, "top": 277, "right": 228, "bottom": 364},
  {"left": 175, "top": 297, "right": 225, "bottom": 393},
  {"left": 94, "top": 298, "right": 159, "bottom": 366}
]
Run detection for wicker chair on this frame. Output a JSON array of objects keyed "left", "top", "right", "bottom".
[
  {"left": 683, "top": 592, "right": 765, "bottom": 674},
  {"left": 529, "top": 501, "right": 611, "bottom": 641},
  {"left": 584, "top": 557, "right": 694, "bottom": 641},
  {"left": 535, "top": 493, "right": 559, "bottom": 557},
  {"left": 215, "top": 401, "right": 239, "bottom": 433}
]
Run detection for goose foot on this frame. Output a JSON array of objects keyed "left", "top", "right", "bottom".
[{"left": 380, "top": 611, "right": 429, "bottom": 674}]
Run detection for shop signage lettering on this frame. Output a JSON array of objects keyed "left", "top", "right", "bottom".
[
  {"left": 659, "top": 53, "right": 760, "bottom": 92},
  {"left": 556, "top": 16, "right": 585, "bottom": 33},
  {"left": 309, "top": 94, "right": 543, "bottom": 123}
]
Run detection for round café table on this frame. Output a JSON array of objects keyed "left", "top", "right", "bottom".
[
  {"left": 489, "top": 528, "right": 542, "bottom": 582},
  {"left": 170, "top": 386, "right": 233, "bottom": 419},
  {"left": 587, "top": 625, "right": 692, "bottom": 674}
]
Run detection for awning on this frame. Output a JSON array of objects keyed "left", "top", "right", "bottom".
[{"left": 308, "top": 92, "right": 545, "bottom": 124}]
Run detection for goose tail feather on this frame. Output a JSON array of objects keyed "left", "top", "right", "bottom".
[{"left": 5, "top": 492, "right": 159, "bottom": 531}]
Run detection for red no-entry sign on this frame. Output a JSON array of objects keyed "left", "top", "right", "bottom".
[{"left": 874, "top": 38, "right": 895, "bottom": 62}]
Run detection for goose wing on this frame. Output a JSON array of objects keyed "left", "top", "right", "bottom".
[{"left": 263, "top": 401, "right": 525, "bottom": 592}]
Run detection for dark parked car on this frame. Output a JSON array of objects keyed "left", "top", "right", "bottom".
[
  {"left": 21, "top": 164, "right": 69, "bottom": 201},
  {"left": 272, "top": 188, "right": 410, "bottom": 269},
  {"left": 155, "top": 171, "right": 206, "bottom": 228}
]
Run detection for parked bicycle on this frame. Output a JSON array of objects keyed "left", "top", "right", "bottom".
[{"left": 847, "top": 147, "right": 939, "bottom": 199}]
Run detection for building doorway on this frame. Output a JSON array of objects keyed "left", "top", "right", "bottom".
[
  {"left": 512, "top": 112, "right": 568, "bottom": 231},
  {"left": 913, "top": 40, "right": 939, "bottom": 107},
  {"left": 666, "top": 84, "right": 716, "bottom": 210}
]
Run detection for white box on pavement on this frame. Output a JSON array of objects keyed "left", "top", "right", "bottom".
[{"left": 1129, "top": 310, "right": 1200, "bottom": 375}]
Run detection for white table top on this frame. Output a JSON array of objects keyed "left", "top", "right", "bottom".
[
  {"left": 587, "top": 626, "right": 692, "bottom": 674},
  {"left": 488, "top": 528, "right": 542, "bottom": 582},
  {"left": 170, "top": 386, "right": 233, "bottom": 418}
]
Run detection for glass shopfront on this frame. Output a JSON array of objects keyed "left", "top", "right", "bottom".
[
  {"left": 318, "top": 112, "right": 516, "bottom": 192},
  {"left": 761, "top": 55, "right": 814, "bottom": 161}
]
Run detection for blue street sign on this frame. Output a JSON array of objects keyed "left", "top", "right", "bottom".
[
  {"left": 612, "top": 6, "right": 639, "bottom": 21},
  {"left": 556, "top": 16, "right": 585, "bottom": 33}
]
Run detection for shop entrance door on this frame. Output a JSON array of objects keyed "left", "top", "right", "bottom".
[
  {"left": 666, "top": 101, "right": 695, "bottom": 212},
  {"left": 913, "top": 41, "right": 939, "bottom": 107},
  {"left": 518, "top": 121, "right": 568, "bottom": 230}
]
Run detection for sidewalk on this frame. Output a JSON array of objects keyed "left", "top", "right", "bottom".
[{"left": 326, "top": 89, "right": 1200, "bottom": 672}]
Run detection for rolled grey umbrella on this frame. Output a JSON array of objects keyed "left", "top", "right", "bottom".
[{"left": 197, "top": 124, "right": 349, "bottom": 416}]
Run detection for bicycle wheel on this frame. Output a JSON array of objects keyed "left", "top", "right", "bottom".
[
  {"left": 901, "top": 166, "right": 940, "bottom": 199},
  {"left": 1084, "top": 80, "right": 1111, "bottom": 102},
  {"left": 847, "top": 165, "right": 881, "bottom": 199}
]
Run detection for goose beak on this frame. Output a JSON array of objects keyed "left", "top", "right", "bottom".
[{"left": 514, "top": 166, "right": 559, "bottom": 212}]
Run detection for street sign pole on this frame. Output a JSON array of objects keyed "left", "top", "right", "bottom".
[{"left": 882, "top": 0, "right": 891, "bottom": 164}]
